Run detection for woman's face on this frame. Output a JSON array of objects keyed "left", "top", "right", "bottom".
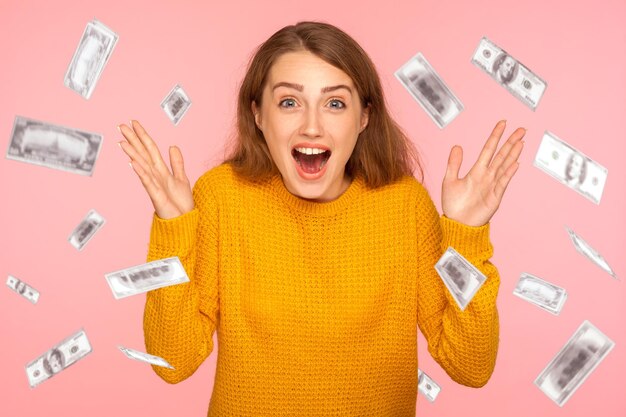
[{"left": 252, "top": 50, "right": 369, "bottom": 202}]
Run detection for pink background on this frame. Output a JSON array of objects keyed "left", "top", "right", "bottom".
[{"left": 1, "top": 0, "right": 624, "bottom": 415}]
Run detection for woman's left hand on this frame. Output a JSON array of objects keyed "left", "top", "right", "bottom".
[{"left": 441, "top": 120, "right": 525, "bottom": 227}]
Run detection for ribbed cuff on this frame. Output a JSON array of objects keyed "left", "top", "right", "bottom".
[
  {"left": 148, "top": 209, "right": 199, "bottom": 259},
  {"left": 440, "top": 215, "right": 493, "bottom": 259}
]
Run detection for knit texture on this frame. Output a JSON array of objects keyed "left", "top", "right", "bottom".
[{"left": 143, "top": 163, "right": 500, "bottom": 417}]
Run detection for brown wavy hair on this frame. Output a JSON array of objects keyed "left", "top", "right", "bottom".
[{"left": 225, "top": 21, "right": 422, "bottom": 187}]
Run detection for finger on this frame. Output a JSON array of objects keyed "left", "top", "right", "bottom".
[
  {"left": 119, "top": 123, "right": 154, "bottom": 166},
  {"left": 494, "top": 139, "right": 524, "bottom": 180},
  {"left": 129, "top": 159, "right": 162, "bottom": 201},
  {"left": 445, "top": 145, "right": 463, "bottom": 180},
  {"left": 489, "top": 127, "right": 526, "bottom": 175},
  {"left": 118, "top": 140, "right": 152, "bottom": 173},
  {"left": 169, "top": 146, "right": 188, "bottom": 182},
  {"left": 494, "top": 161, "right": 520, "bottom": 200},
  {"left": 476, "top": 120, "right": 507, "bottom": 167},
  {"left": 130, "top": 120, "right": 168, "bottom": 169}
]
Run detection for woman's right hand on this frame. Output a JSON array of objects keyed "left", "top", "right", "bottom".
[{"left": 118, "top": 120, "right": 194, "bottom": 220}]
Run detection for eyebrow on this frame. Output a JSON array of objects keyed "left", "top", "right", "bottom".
[{"left": 272, "top": 82, "right": 353, "bottom": 95}]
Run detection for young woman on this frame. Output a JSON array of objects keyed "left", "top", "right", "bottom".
[{"left": 118, "top": 21, "right": 524, "bottom": 416}]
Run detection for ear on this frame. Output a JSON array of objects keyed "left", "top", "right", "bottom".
[
  {"left": 359, "top": 103, "right": 370, "bottom": 133},
  {"left": 251, "top": 101, "right": 262, "bottom": 130}
]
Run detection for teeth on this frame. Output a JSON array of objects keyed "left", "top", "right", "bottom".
[{"left": 295, "top": 147, "right": 327, "bottom": 155}]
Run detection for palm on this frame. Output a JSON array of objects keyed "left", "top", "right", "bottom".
[
  {"left": 442, "top": 121, "right": 525, "bottom": 227},
  {"left": 118, "top": 120, "right": 194, "bottom": 220}
]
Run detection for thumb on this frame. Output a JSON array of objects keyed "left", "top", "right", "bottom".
[
  {"left": 169, "top": 146, "right": 187, "bottom": 181},
  {"left": 445, "top": 145, "right": 463, "bottom": 181}
]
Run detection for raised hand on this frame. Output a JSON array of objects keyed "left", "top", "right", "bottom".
[
  {"left": 442, "top": 120, "right": 525, "bottom": 227},
  {"left": 118, "top": 120, "right": 194, "bottom": 220}
]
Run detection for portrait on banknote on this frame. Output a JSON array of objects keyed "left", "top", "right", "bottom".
[
  {"left": 564, "top": 152, "right": 588, "bottom": 188},
  {"left": 535, "top": 321, "right": 614, "bottom": 406},
  {"left": 442, "top": 258, "right": 469, "bottom": 296},
  {"left": 161, "top": 84, "right": 191, "bottom": 125},
  {"left": 122, "top": 264, "right": 172, "bottom": 285},
  {"left": 43, "top": 349, "right": 65, "bottom": 376},
  {"left": 13, "top": 279, "right": 27, "bottom": 295},
  {"left": 492, "top": 53, "right": 519, "bottom": 85},
  {"left": 404, "top": 70, "right": 452, "bottom": 116}
]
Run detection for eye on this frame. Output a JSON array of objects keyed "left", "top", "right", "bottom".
[
  {"left": 279, "top": 98, "right": 297, "bottom": 108},
  {"left": 328, "top": 99, "right": 345, "bottom": 109}
]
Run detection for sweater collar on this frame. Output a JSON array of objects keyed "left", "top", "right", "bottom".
[{"left": 269, "top": 174, "right": 365, "bottom": 216}]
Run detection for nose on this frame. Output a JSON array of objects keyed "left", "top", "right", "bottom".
[{"left": 300, "top": 107, "right": 323, "bottom": 138}]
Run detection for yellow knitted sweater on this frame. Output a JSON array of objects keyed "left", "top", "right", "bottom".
[{"left": 143, "top": 163, "right": 500, "bottom": 416}]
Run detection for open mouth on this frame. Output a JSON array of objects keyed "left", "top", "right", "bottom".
[{"left": 291, "top": 147, "right": 331, "bottom": 174}]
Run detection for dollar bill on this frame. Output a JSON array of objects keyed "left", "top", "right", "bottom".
[
  {"left": 533, "top": 131, "right": 607, "bottom": 205},
  {"left": 118, "top": 346, "right": 174, "bottom": 369},
  {"left": 471, "top": 37, "right": 547, "bottom": 110},
  {"left": 513, "top": 273, "right": 567, "bottom": 315},
  {"left": 395, "top": 53, "right": 463, "bottom": 128},
  {"left": 64, "top": 19, "right": 118, "bottom": 99},
  {"left": 565, "top": 227, "right": 618, "bottom": 279},
  {"left": 534, "top": 320, "right": 614, "bottom": 407},
  {"left": 161, "top": 84, "right": 192, "bottom": 126},
  {"left": 435, "top": 247, "right": 487, "bottom": 311},
  {"left": 25, "top": 329, "right": 92, "bottom": 388},
  {"left": 6, "top": 275, "right": 40, "bottom": 304},
  {"left": 105, "top": 256, "right": 190, "bottom": 299},
  {"left": 68, "top": 209, "right": 105, "bottom": 251},
  {"left": 6, "top": 116, "right": 103, "bottom": 176},
  {"left": 418, "top": 369, "right": 441, "bottom": 402}
]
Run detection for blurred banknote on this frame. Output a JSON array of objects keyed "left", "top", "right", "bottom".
[
  {"left": 68, "top": 209, "right": 105, "bottom": 250},
  {"left": 533, "top": 131, "right": 607, "bottom": 204},
  {"left": 535, "top": 320, "right": 614, "bottom": 407},
  {"left": 161, "top": 84, "right": 191, "bottom": 125},
  {"left": 105, "top": 257, "right": 189, "bottom": 299},
  {"left": 513, "top": 273, "right": 567, "bottom": 315},
  {"left": 566, "top": 227, "right": 618, "bottom": 279},
  {"left": 64, "top": 19, "right": 118, "bottom": 99},
  {"left": 118, "top": 346, "right": 174, "bottom": 369},
  {"left": 6, "top": 116, "right": 103, "bottom": 176},
  {"left": 418, "top": 369, "right": 441, "bottom": 402},
  {"left": 471, "top": 37, "right": 547, "bottom": 110},
  {"left": 395, "top": 53, "right": 463, "bottom": 128},
  {"left": 26, "top": 329, "right": 92, "bottom": 388},
  {"left": 6, "top": 275, "right": 39, "bottom": 304},
  {"left": 435, "top": 247, "right": 487, "bottom": 310}
]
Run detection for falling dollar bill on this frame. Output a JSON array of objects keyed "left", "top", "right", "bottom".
[
  {"left": 105, "top": 256, "right": 189, "bottom": 299},
  {"left": 68, "top": 209, "right": 105, "bottom": 251},
  {"left": 534, "top": 320, "right": 614, "bottom": 407},
  {"left": 395, "top": 52, "right": 464, "bottom": 128},
  {"left": 533, "top": 131, "right": 607, "bottom": 204},
  {"left": 471, "top": 37, "right": 547, "bottom": 110},
  {"left": 565, "top": 227, "right": 618, "bottom": 279},
  {"left": 418, "top": 369, "right": 441, "bottom": 402},
  {"left": 435, "top": 247, "right": 487, "bottom": 310},
  {"left": 161, "top": 84, "right": 192, "bottom": 126},
  {"left": 118, "top": 346, "right": 174, "bottom": 369},
  {"left": 6, "top": 116, "right": 103, "bottom": 176},
  {"left": 64, "top": 19, "right": 118, "bottom": 99},
  {"left": 25, "top": 329, "right": 92, "bottom": 388},
  {"left": 513, "top": 273, "right": 567, "bottom": 315},
  {"left": 6, "top": 275, "right": 40, "bottom": 304}
]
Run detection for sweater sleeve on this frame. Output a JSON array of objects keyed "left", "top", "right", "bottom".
[
  {"left": 142, "top": 175, "right": 220, "bottom": 384},
  {"left": 415, "top": 185, "right": 500, "bottom": 387}
]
